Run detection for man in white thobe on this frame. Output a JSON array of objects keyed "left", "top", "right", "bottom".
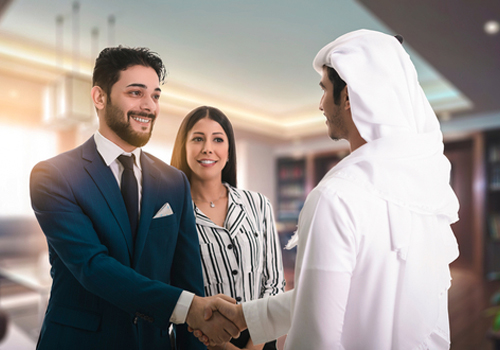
[{"left": 199, "top": 29, "right": 460, "bottom": 350}]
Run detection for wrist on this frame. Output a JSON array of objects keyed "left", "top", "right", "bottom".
[
  {"left": 236, "top": 304, "right": 247, "bottom": 330},
  {"left": 186, "top": 295, "right": 201, "bottom": 327}
]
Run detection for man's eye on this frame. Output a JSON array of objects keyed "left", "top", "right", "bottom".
[
  {"left": 130, "top": 91, "right": 141, "bottom": 96},
  {"left": 153, "top": 94, "right": 161, "bottom": 100}
]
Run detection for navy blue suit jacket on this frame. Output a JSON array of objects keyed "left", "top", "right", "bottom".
[{"left": 30, "top": 137, "right": 205, "bottom": 350}]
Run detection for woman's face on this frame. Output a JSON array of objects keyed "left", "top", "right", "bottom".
[{"left": 185, "top": 117, "right": 229, "bottom": 182}]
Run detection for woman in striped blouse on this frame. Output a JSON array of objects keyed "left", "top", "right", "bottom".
[{"left": 171, "top": 106, "right": 285, "bottom": 350}]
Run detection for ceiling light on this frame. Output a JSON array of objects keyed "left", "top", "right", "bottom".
[{"left": 484, "top": 20, "right": 500, "bottom": 35}]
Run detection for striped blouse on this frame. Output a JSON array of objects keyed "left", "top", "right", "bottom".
[{"left": 194, "top": 184, "right": 285, "bottom": 303}]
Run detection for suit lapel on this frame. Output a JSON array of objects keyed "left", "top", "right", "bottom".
[
  {"left": 81, "top": 137, "right": 134, "bottom": 258},
  {"left": 133, "top": 152, "right": 160, "bottom": 267}
]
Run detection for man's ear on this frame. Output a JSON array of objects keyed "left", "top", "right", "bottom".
[
  {"left": 91, "top": 86, "right": 107, "bottom": 111},
  {"left": 343, "top": 86, "right": 350, "bottom": 110}
]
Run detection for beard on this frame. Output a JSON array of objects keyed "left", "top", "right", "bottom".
[
  {"left": 104, "top": 101, "right": 156, "bottom": 148},
  {"left": 326, "top": 106, "right": 346, "bottom": 141}
]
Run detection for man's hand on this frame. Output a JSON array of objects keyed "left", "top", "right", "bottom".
[
  {"left": 189, "top": 297, "right": 248, "bottom": 346},
  {"left": 204, "top": 297, "right": 247, "bottom": 330},
  {"left": 186, "top": 294, "right": 240, "bottom": 346}
]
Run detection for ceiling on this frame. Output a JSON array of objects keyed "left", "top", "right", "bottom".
[{"left": 0, "top": 0, "right": 498, "bottom": 141}]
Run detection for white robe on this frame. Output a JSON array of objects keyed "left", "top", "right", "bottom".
[
  {"left": 243, "top": 29, "right": 460, "bottom": 350},
  {"left": 243, "top": 165, "right": 458, "bottom": 349}
]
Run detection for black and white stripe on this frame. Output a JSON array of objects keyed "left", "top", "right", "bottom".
[{"left": 195, "top": 184, "right": 285, "bottom": 302}]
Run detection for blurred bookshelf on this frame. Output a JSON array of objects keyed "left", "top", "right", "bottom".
[
  {"left": 276, "top": 158, "right": 306, "bottom": 225},
  {"left": 486, "top": 129, "right": 500, "bottom": 279},
  {"left": 276, "top": 151, "right": 349, "bottom": 228}
]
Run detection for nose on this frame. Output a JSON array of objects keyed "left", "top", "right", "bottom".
[
  {"left": 141, "top": 96, "right": 157, "bottom": 113},
  {"left": 319, "top": 95, "right": 324, "bottom": 111},
  {"left": 202, "top": 141, "right": 213, "bottom": 154}
]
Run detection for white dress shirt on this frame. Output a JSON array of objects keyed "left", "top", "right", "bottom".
[
  {"left": 94, "top": 131, "right": 193, "bottom": 324},
  {"left": 94, "top": 131, "right": 143, "bottom": 211}
]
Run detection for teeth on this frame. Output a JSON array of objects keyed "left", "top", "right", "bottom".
[
  {"left": 199, "top": 160, "right": 216, "bottom": 164},
  {"left": 132, "top": 116, "right": 150, "bottom": 123}
]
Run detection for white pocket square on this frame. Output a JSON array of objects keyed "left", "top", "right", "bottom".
[{"left": 153, "top": 202, "right": 174, "bottom": 218}]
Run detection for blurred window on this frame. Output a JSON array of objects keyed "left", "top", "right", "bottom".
[{"left": 0, "top": 125, "right": 57, "bottom": 217}]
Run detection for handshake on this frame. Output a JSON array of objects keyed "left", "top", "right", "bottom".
[{"left": 186, "top": 294, "right": 247, "bottom": 347}]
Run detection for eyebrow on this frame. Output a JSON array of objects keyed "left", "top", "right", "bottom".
[
  {"left": 126, "top": 83, "right": 162, "bottom": 92},
  {"left": 192, "top": 131, "right": 225, "bottom": 135}
]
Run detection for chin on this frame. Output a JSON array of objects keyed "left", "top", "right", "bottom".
[{"left": 328, "top": 131, "right": 341, "bottom": 141}]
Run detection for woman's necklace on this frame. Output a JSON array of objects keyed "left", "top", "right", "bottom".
[{"left": 193, "top": 187, "right": 226, "bottom": 208}]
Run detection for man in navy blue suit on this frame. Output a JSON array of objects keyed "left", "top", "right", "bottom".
[{"left": 30, "top": 47, "right": 239, "bottom": 350}]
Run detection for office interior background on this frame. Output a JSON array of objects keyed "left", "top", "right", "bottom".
[{"left": 0, "top": 0, "right": 499, "bottom": 349}]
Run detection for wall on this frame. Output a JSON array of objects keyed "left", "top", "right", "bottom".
[{"left": 236, "top": 138, "right": 276, "bottom": 206}]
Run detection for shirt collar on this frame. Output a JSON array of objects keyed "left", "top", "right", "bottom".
[
  {"left": 225, "top": 183, "right": 244, "bottom": 207},
  {"left": 94, "top": 131, "right": 142, "bottom": 169}
]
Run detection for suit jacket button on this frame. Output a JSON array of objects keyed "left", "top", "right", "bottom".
[{"left": 133, "top": 316, "right": 138, "bottom": 324}]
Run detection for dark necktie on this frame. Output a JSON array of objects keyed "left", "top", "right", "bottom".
[{"left": 117, "top": 154, "right": 138, "bottom": 241}]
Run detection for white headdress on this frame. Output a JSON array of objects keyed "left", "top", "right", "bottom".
[{"left": 312, "top": 29, "right": 459, "bottom": 220}]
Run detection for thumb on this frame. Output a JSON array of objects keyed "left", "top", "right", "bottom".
[
  {"left": 203, "top": 298, "right": 233, "bottom": 321},
  {"left": 203, "top": 305, "right": 214, "bottom": 321},
  {"left": 214, "top": 298, "right": 237, "bottom": 319}
]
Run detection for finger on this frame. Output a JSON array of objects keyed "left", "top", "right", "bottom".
[
  {"left": 188, "top": 326, "right": 194, "bottom": 332},
  {"left": 216, "top": 301, "right": 247, "bottom": 330},
  {"left": 210, "top": 312, "right": 238, "bottom": 343},
  {"left": 224, "top": 321, "right": 240, "bottom": 339},
  {"left": 214, "top": 312, "right": 240, "bottom": 339},
  {"left": 216, "top": 294, "right": 236, "bottom": 304},
  {"left": 213, "top": 299, "right": 237, "bottom": 320},
  {"left": 204, "top": 295, "right": 236, "bottom": 321}
]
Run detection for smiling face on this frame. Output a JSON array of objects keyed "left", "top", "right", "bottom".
[
  {"left": 185, "top": 116, "right": 229, "bottom": 183},
  {"left": 94, "top": 65, "right": 161, "bottom": 151}
]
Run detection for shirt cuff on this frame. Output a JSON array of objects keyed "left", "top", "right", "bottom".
[
  {"left": 243, "top": 291, "right": 292, "bottom": 345},
  {"left": 169, "top": 291, "right": 195, "bottom": 324}
]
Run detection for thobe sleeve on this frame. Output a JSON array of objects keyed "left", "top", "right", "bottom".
[
  {"left": 243, "top": 290, "right": 293, "bottom": 344},
  {"left": 284, "top": 188, "right": 357, "bottom": 349}
]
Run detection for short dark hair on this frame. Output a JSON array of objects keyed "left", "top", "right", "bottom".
[
  {"left": 171, "top": 106, "right": 237, "bottom": 187},
  {"left": 92, "top": 46, "right": 166, "bottom": 96},
  {"left": 326, "top": 66, "right": 347, "bottom": 105}
]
